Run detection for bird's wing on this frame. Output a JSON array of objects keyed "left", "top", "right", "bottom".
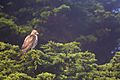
[{"left": 21, "top": 35, "right": 35, "bottom": 49}]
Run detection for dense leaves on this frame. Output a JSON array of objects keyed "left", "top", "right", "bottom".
[
  {"left": 0, "top": 41, "right": 120, "bottom": 80},
  {"left": 1, "top": 0, "right": 120, "bottom": 63},
  {"left": 41, "top": 41, "right": 81, "bottom": 53}
]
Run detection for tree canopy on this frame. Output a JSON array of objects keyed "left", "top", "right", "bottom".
[
  {"left": 0, "top": 41, "right": 120, "bottom": 80},
  {"left": 1, "top": 0, "right": 120, "bottom": 63},
  {"left": 0, "top": 0, "right": 120, "bottom": 79}
]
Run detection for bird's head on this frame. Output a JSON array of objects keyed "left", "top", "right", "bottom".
[{"left": 31, "top": 29, "right": 39, "bottom": 35}]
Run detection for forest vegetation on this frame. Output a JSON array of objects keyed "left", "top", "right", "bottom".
[
  {"left": 0, "top": 0, "right": 120, "bottom": 79},
  {"left": 0, "top": 41, "right": 120, "bottom": 80}
]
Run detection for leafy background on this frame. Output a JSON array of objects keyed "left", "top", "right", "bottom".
[{"left": 0, "top": 0, "right": 120, "bottom": 79}]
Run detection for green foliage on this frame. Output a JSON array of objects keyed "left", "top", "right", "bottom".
[
  {"left": 5, "top": 72, "right": 33, "bottom": 80},
  {"left": 36, "top": 72, "right": 55, "bottom": 80},
  {"left": 1, "top": 0, "right": 120, "bottom": 79},
  {"left": 41, "top": 41, "right": 81, "bottom": 53},
  {"left": 92, "top": 52, "right": 120, "bottom": 79},
  {"left": 0, "top": 41, "right": 120, "bottom": 80},
  {"left": 52, "top": 4, "right": 70, "bottom": 13},
  {"left": 0, "top": 42, "right": 21, "bottom": 79},
  {"left": 76, "top": 35, "right": 97, "bottom": 43},
  {"left": 20, "top": 50, "right": 51, "bottom": 77},
  {"left": 1, "top": 0, "right": 120, "bottom": 57},
  {"left": 110, "top": 52, "right": 120, "bottom": 63},
  {"left": 0, "top": 16, "right": 31, "bottom": 35},
  {"left": 40, "top": 11, "right": 53, "bottom": 19},
  {"left": 40, "top": 4, "right": 70, "bottom": 19},
  {"left": 0, "top": 42, "right": 19, "bottom": 51}
]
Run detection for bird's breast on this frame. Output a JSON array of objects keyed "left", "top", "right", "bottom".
[{"left": 31, "top": 35, "right": 38, "bottom": 49}]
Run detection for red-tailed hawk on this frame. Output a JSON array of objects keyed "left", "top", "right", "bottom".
[{"left": 21, "top": 29, "right": 39, "bottom": 54}]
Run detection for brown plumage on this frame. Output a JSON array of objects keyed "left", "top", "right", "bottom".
[{"left": 21, "top": 29, "right": 39, "bottom": 54}]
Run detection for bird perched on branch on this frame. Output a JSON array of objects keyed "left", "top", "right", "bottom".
[{"left": 21, "top": 29, "right": 39, "bottom": 54}]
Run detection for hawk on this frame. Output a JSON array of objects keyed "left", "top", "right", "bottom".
[{"left": 21, "top": 29, "right": 39, "bottom": 54}]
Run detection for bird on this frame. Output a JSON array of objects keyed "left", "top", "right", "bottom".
[{"left": 21, "top": 29, "right": 39, "bottom": 54}]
